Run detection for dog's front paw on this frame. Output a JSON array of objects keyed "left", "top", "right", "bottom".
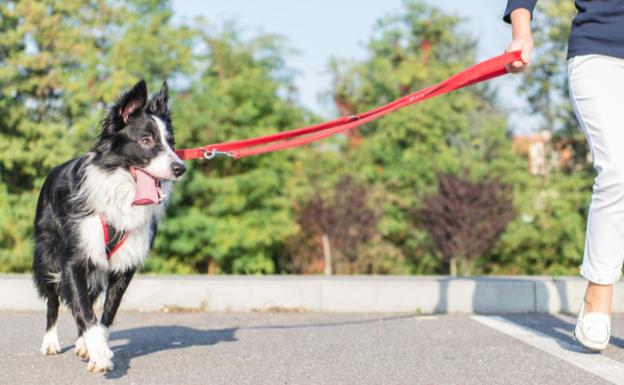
[
  {"left": 83, "top": 325, "right": 114, "bottom": 372},
  {"left": 40, "top": 327, "right": 61, "bottom": 355},
  {"left": 86, "top": 343, "right": 114, "bottom": 372},
  {"left": 74, "top": 336, "right": 89, "bottom": 361},
  {"left": 86, "top": 351, "right": 114, "bottom": 373}
]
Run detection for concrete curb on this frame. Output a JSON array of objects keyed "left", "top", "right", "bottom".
[{"left": 2, "top": 274, "right": 622, "bottom": 314}]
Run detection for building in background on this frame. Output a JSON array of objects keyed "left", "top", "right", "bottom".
[{"left": 512, "top": 131, "right": 582, "bottom": 175}]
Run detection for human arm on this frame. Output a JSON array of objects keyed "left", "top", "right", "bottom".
[{"left": 503, "top": 1, "right": 536, "bottom": 73}]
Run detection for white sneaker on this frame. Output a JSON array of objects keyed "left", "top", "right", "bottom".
[{"left": 574, "top": 301, "right": 611, "bottom": 351}]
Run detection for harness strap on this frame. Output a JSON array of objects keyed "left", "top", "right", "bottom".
[
  {"left": 174, "top": 51, "right": 522, "bottom": 160},
  {"left": 99, "top": 214, "right": 129, "bottom": 259}
]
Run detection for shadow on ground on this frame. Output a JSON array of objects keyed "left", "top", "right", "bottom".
[
  {"left": 100, "top": 314, "right": 417, "bottom": 379},
  {"left": 100, "top": 313, "right": 422, "bottom": 379},
  {"left": 104, "top": 325, "right": 238, "bottom": 379},
  {"left": 245, "top": 314, "right": 416, "bottom": 331},
  {"left": 504, "top": 313, "right": 624, "bottom": 353},
  {"left": 435, "top": 276, "right": 624, "bottom": 354}
]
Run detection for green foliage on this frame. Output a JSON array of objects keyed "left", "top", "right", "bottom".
[
  {"left": 329, "top": 2, "right": 522, "bottom": 273},
  {"left": 0, "top": 186, "right": 34, "bottom": 272},
  {"left": 149, "top": 26, "right": 307, "bottom": 274},
  {"left": 484, "top": 173, "right": 590, "bottom": 276}
]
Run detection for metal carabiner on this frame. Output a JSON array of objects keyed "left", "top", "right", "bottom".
[{"left": 203, "top": 148, "right": 234, "bottom": 160}]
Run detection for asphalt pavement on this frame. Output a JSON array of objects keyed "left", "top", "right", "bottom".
[{"left": 3, "top": 311, "right": 624, "bottom": 385}]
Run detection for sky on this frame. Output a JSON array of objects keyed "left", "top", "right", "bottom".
[{"left": 171, "top": 0, "right": 537, "bottom": 133}]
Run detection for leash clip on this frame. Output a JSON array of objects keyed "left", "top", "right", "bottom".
[{"left": 203, "top": 148, "right": 234, "bottom": 160}]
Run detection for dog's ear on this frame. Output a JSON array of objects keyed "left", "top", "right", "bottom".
[
  {"left": 147, "top": 81, "right": 169, "bottom": 117},
  {"left": 119, "top": 79, "right": 148, "bottom": 124},
  {"left": 108, "top": 79, "right": 148, "bottom": 131}
]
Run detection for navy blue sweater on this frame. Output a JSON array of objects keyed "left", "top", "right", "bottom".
[{"left": 504, "top": 1, "right": 624, "bottom": 59}]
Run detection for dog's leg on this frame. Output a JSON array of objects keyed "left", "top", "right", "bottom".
[
  {"left": 74, "top": 331, "right": 87, "bottom": 361},
  {"left": 101, "top": 269, "right": 136, "bottom": 328},
  {"left": 40, "top": 289, "right": 61, "bottom": 355},
  {"left": 74, "top": 290, "right": 101, "bottom": 361},
  {"left": 63, "top": 263, "right": 113, "bottom": 372}
]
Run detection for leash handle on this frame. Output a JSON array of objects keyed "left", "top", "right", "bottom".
[{"left": 175, "top": 51, "right": 521, "bottom": 160}]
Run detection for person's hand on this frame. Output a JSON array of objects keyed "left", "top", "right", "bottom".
[
  {"left": 506, "top": 35, "right": 533, "bottom": 73},
  {"left": 505, "top": 8, "right": 533, "bottom": 74}
]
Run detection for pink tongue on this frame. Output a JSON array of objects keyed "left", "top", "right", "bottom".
[{"left": 132, "top": 169, "right": 160, "bottom": 206}]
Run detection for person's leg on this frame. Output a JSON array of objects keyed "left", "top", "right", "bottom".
[
  {"left": 569, "top": 54, "right": 624, "bottom": 349},
  {"left": 584, "top": 282, "right": 612, "bottom": 314}
]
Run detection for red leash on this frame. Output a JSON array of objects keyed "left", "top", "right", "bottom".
[{"left": 175, "top": 51, "right": 521, "bottom": 161}]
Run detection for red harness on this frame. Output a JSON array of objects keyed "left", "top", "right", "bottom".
[
  {"left": 99, "top": 214, "right": 129, "bottom": 259},
  {"left": 174, "top": 51, "right": 521, "bottom": 161}
]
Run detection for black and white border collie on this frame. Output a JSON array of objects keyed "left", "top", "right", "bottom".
[{"left": 32, "top": 80, "right": 185, "bottom": 372}]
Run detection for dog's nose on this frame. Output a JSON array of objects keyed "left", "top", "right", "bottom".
[{"left": 171, "top": 162, "right": 186, "bottom": 177}]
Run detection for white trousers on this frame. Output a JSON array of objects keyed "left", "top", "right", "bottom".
[{"left": 569, "top": 54, "right": 624, "bottom": 285}]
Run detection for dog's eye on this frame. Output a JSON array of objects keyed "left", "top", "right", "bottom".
[{"left": 139, "top": 136, "right": 154, "bottom": 148}]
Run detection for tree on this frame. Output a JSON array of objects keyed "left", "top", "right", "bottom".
[
  {"left": 148, "top": 24, "right": 309, "bottom": 274},
  {"left": 419, "top": 173, "right": 515, "bottom": 276},
  {"left": 329, "top": 0, "right": 523, "bottom": 273},
  {"left": 287, "top": 175, "right": 405, "bottom": 274},
  {"left": 484, "top": 172, "right": 590, "bottom": 276}
]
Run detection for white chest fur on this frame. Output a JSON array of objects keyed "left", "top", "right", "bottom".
[{"left": 76, "top": 164, "right": 172, "bottom": 272}]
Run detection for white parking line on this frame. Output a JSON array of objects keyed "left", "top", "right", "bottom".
[{"left": 472, "top": 315, "right": 624, "bottom": 385}]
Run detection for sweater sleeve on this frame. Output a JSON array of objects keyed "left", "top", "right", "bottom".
[{"left": 503, "top": 0, "right": 537, "bottom": 23}]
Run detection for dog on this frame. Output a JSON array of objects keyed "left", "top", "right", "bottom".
[{"left": 32, "top": 79, "right": 185, "bottom": 372}]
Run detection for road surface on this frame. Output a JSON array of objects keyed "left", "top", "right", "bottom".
[{"left": 3, "top": 311, "right": 624, "bottom": 385}]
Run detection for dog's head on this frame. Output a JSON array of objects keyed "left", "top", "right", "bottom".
[{"left": 95, "top": 80, "right": 185, "bottom": 181}]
